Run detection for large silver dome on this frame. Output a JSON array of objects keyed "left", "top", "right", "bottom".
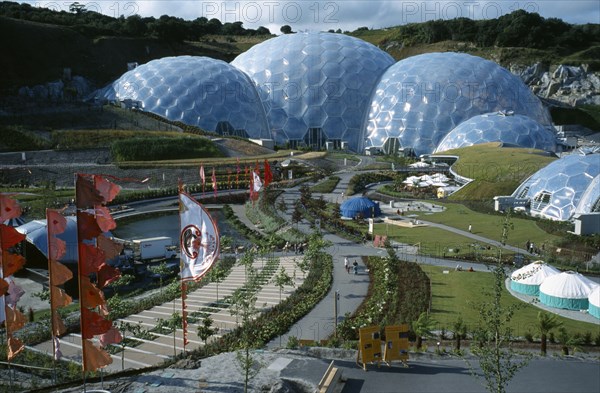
[
  {"left": 231, "top": 32, "right": 395, "bottom": 152},
  {"left": 512, "top": 152, "right": 600, "bottom": 221},
  {"left": 434, "top": 112, "right": 557, "bottom": 153},
  {"left": 100, "top": 56, "right": 270, "bottom": 139},
  {"left": 366, "top": 52, "right": 553, "bottom": 156}
]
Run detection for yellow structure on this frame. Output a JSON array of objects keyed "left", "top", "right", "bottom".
[
  {"left": 383, "top": 324, "right": 410, "bottom": 366},
  {"left": 356, "top": 325, "right": 382, "bottom": 370}
]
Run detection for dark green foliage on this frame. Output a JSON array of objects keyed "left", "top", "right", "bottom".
[
  {"left": 383, "top": 10, "right": 599, "bottom": 51},
  {"left": 347, "top": 172, "right": 394, "bottom": 195},
  {"left": 0, "top": 125, "right": 51, "bottom": 151},
  {"left": 0, "top": 1, "right": 271, "bottom": 39},
  {"left": 110, "top": 136, "right": 223, "bottom": 161}
]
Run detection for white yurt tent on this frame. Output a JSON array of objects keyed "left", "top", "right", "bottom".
[
  {"left": 589, "top": 286, "right": 600, "bottom": 319},
  {"left": 510, "top": 261, "right": 560, "bottom": 296},
  {"left": 539, "top": 271, "right": 599, "bottom": 310}
]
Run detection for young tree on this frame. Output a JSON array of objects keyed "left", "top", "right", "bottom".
[
  {"left": 412, "top": 311, "right": 437, "bottom": 349},
  {"left": 292, "top": 200, "right": 304, "bottom": 229},
  {"left": 536, "top": 311, "right": 562, "bottom": 356},
  {"left": 197, "top": 316, "right": 219, "bottom": 356},
  {"left": 468, "top": 209, "right": 530, "bottom": 393},
  {"left": 208, "top": 265, "right": 227, "bottom": 304},
  {"left": 452, "top": 316, "right": 468, "bottom": 351},
  {"left": 229, "top": 251, "right": 261, "bottom": 393},
  {"left": 271, "top": 266, "right": 295, "bottom": 347}
]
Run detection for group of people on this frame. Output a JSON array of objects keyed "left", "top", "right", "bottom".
[{"left": 344, "top": 257, "right": 359, "bottom": 274}]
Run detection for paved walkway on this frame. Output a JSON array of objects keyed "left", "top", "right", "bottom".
[{"left": 28, "top": 256, "right": 303, "bottom": 372}]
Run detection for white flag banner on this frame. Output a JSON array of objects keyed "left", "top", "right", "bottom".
[
  {"left": 252, "top": 171, "right": 263, "bottom": 192},
  {"left": 179, "top": 192, "right": 220, "bottom": 281}
]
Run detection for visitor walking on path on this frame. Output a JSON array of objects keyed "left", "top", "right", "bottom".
[
  {"left": 468, "top": 224, "right": 472, "bottom": 233},
  {"left": 353, "top": 260, "right": 358, "bottom": 275},
  {"left": 344, "top": 257, "right": 350, "bottom": 273}
]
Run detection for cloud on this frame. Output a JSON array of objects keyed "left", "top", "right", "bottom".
[{"left": 22, "top": 0, "right": 600, "bottom": 30}]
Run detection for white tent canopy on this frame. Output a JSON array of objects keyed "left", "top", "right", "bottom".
[
  {"left": 510, "top": 261, "right": 560, "bottom": 285},
  {"left": 540, "top": 271, "right": 597, "bottom": 298},
  {"left": 590, "top": 286, "right": 600, "bottom": 308}
]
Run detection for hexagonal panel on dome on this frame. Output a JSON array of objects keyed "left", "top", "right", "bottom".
[
  {"left": 512, "top": 153, "right": 600, "bottom": 221},
  {"left": 366, "top": 53, "right": 553, "bottom": 156},
  {"left": 98, "top": 56, "right": 270, "bottom": 139},
  {"left": 232, "top": 32, "right": 395, "bottom": 152},
  {"left": 434, "top": 112, "right": 557, "bottom": 153}
]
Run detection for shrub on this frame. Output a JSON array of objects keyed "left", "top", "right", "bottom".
[{"left": 110, "top": 136, "right": 223, "bottom": 161}]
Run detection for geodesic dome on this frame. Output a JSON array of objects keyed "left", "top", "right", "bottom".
[
  {"left": 434, "top": 112, "right": 557, "bottom": 153},
  {"left": 98, "top": 56, "right": 270, "bottom": 139},
  {"left": 510, "top": 261, "right": 560, "bottom": 296},
  {"left": 539, "top": 271, "right": 598, "bottom": 310},
  {"left": 512, "top": 152, "right": 600, "bottom": 221},
  {"left": 366, "top": 52, "right": 552, "bottom": 156},
  {"left": 231, "top": 32, "right": 395, "bottom": 152},
  {"left": 340, "top": 197, "right": 381, "bottom": 219}
]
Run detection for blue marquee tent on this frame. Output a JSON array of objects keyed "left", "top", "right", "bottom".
[{"left": 340, "top": 197, "right": 381, "bottom": 219}]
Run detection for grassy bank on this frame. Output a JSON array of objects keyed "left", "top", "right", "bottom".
[{"left": 422, "top": 265, "right": 599, "bottom": 338}]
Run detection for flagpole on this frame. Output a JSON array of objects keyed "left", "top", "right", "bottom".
[
  {"left": 178, "top": 180, "right": 187, "bottom": 355},
  {"left": 0, "top": 197, "right": 11, "bottom": 390},
  {"left": 75, "top": 174, "right": 88, "bottom": 388},
  {"left": 46, "top": 208, "right": 58, "bottom": 384}
]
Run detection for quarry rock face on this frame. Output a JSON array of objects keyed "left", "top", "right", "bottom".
[{"left": 513, "top": 63, "right": 600, "bottom": 106}]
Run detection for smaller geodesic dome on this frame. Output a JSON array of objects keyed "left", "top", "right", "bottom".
[
  {"left": 539, "top": 271, "right": 598, "bottom": 310},
  {"left": 511, "top": 152, "right": 600, "bottom": 221},
  {"left": 434, "top": 112, "right": 557, "bottom": 153},
  {"left": 96, "top": 56, "right": 270, "bottom": 139},
  {"left": 510, "top": 261, "right": 560, "bottom": 296},
  {"left": 340, "top": 197, "right": 381, "bottom": 219}
]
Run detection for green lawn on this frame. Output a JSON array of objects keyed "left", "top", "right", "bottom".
[
  {"left": 373, "top": 223, "right": 503, "bottom": 259},
  {"left": 310, "top": 176, "right": 341, "bottom": 193},
  {"left": 402, "top": 202, "right": 560, "bottom": 251},
  {"left": 433, "top": 143, "right": 557, "bottom": 200},
  {"left": 422, "top": 265, "right": 600, "bottom": 337}
]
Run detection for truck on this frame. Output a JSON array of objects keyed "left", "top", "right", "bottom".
[{"left": 132, "top": 237, "right": 177, "bottom": 260}]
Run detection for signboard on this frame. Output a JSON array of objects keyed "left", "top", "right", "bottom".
[
  {"left": 383, "top": 324, "right": 409, "bottom": 366},
  {"left": 357, "top": 325, "right": 382, "bottom": 370}
]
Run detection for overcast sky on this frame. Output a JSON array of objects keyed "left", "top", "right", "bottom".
[{"left": 24, "top": 1, "right": 600, "bottom": 33}]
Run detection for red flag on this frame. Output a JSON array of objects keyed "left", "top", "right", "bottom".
[
  {"left": 264, "top": 159, "right": 273, "bottom": 187},
  {"left": 47, "top": 210, "right": 67, "bottom": 261},
  {"left": 5, "top": 306, "right": 26, "bottom": 332},
  {"left": 236, "top": 158, "right": 240, "bottom": 187},
  {"left": 2, "top": 253, "right": 25, "bottom": 277},
  {"left": 211, "top": 167, "right": 217, "bottom": 198},
  {"left": 97, "top": 235, "right": 124, "bottom": 260},
  {"left": 0, "top": 195, "right": 22, "bottom": 221},
  {"left": 94, "top": 206, "right": 117, "bottom": 232},
  {"left": 78, "top": 244, "right": 106, "bottom": 276},
  {"left": 7, "top": 336, "right": 24, "bottom": 360},
  {"left": 0, "top": 279, "right": 8, "bottom": 296},
  {"left": 99, "top": 326, "right": 122, "bottom": 347},
  {"left": 0, "top": 225, "right": 25, "bottom": 250},
  {"left": 94, "top": 175, "right": 121, "bottom": 203},
  {"left": 97, "top": 263, "right": 121, "bottom": 288},
  {"left": 76, "top": 211, "right": 102, "bottom": 241},
  {"left": 50, "top": 286, "right": 72, "bottom": 308},
  {"left": 82, "top": 339, "right": 112, "bottom": 371},
  {"left": 81, "top": 308, "right": 112, "bottom": 339},
  {"left": 50, "top": 260, "right": 72, "bottom": 286},
  {"left": 80, "top": 276, "right": 107, "bottom": 309},
  {"left": 76, "top": 175, "right": 103, "bottom": 208}
]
